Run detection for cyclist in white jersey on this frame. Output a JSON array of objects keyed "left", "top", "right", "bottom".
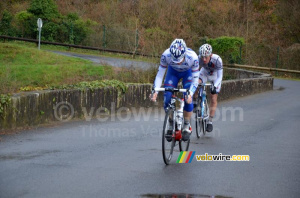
[
  {"left": 150, "top": 39, "right": 200, "bottom": 141},
  {"left": 197, "top": 44, "right": 223, "bottom": 132}
]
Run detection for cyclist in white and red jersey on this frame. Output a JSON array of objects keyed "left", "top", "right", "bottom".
[
  {"left": 197, "top": 43, "right": 223, "bottom": 132},
  {"left": 150, "top": 38, "right": 200, "bottom": 141}
]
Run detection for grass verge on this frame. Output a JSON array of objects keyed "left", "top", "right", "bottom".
[
  {"left": 0, "top": 42, "right": 105, "bottom": 94},
  {"left": 3, "top": 40, "right": 158, "bottom": 63},
  {"left": 0, "top": 41, "right": 159, "bottom": 94}
]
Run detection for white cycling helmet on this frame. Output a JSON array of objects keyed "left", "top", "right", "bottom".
[
  {"left": 199, "top": 43, "right": 212, "bottom": 58},
  {"left": 169, "top": 38, "right": 187, "bottom": 63}
]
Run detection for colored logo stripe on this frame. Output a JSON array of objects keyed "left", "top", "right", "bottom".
[
  {"left": 188, "top": 151, "right": 196, "bottom": 163},
  {"left": 176, "top": 152, "right": 183, "bottom": 163},
  {"left": 179, "top": 151, "right": 187, "bottom": 163},
  {"left": 176, "top": 151, "right": 195, "bottom": 163}
]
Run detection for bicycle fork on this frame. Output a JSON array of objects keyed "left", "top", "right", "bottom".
[{"left": 169, "top": 98, "right": 184, "bottom": 141}]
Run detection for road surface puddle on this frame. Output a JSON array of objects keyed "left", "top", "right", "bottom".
[{"left": 141, "top": 193, "right": 232, "bottom": 198}]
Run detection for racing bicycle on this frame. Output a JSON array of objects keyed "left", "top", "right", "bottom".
[
  {"left": 153, "top": 87, "right": 191, "bottom": 165},
  {"left": 194, "top": 82, "right": 212, "bottom": 138}
]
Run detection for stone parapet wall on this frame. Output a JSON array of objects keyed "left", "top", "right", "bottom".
[{"left": 0, "top": 69, "right": 273, "bottom": 132}]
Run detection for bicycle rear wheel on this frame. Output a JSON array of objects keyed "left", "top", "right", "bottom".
[
  {"left": 162, "top": 109, "right": 176, "bottom": 165},
  {"left": 202, "top": 119, "right": 206, "bottom": 135},
  {"left": 179, "top": 118, "right": 190, "bottom": 151}
]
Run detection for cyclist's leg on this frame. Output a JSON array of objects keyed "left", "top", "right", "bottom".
[
  {"left": 207, "top": 74, "right": 220, "bottom": 118},
  {"left": 180, "top": 69, "right": 193, "bottom": 140},
  {"left": 163, "top": 67, "right": 180, "bottom": 137},
  {"left": 163, "top": 67, "right": 180, "bottom": 112},
  {"left": 206, "top": 74, "right": 221, "bottom": 132},
  {"left": 182, "top": 69, "right": 193, "bottom": 117},
  {"left": 210, "top": 93, "right": 218, "bottom": 117},
  {"left": 207, "top": 91, "right": 218, "bottom": 132}
]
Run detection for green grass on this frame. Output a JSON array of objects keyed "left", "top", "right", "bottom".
[
  {"left": 4, "top": 40, "right": 158, "bottom": 63},
  {"left": 0, "top": 42, "right": 105, "bottom": 94},
  {"left": 0, "top": 41, "right": 159, "bottom": 94}
]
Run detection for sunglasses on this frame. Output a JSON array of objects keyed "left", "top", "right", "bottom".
[{"left": 200, "top": 55, "right": 210, "bottom": 60}]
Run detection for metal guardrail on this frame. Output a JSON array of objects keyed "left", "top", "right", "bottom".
[
  {"left": 0, "top": 35, "right": 157, "bottom": 57},
  {"left": 224, "top": 64, "right": 300, "bottom": 74},
  {"left": 1, "top": 35, "right": 299, "bottom": 74}
]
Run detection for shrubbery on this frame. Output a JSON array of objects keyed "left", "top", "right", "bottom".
[
  {"left": 208, "top": 37, "right": 245, "bottom": 64},
  {"left": 0, "top": 10, "right": 16, "bottom": 36},
  {"left": 0, "top": 0, "right": 97, "bottom": 45}
]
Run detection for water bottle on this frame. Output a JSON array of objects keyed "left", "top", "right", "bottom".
[{"left": 177, "top": 99, "right": 184, "bottom": 128}]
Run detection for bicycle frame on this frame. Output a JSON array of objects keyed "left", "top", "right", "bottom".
[
  {"left": 194, "top": 82, "right": 212, "bottom": 138},
  {"left": 197, "top": 82, "right": 212, "bottom": 120},
  {"left": 155, "top": 87, "right": 186, "bottom": 138}
]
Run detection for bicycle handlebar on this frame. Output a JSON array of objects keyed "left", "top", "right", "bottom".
[
  {"left": 199, "top": 82, "right": 212, "bottom": 86},
  {"left": 154, "top": 87, "right": 188, "bottom": 93}
]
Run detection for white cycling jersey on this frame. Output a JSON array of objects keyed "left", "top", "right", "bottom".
[
  {"left": 199, "top": 54, "right": 223, "bottom": 92},
  {"left": 153, "top": 48, "right": 200, "bottom": 95}
]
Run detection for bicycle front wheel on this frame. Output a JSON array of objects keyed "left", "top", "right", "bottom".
[
  {"left": 162, "top": 109, "right": 175, "bottom": 165},
  {"left": 195, "top": 97, "right": 202, "bottom": 138},
  {"left": 202, "top": 98, "right": 209, "bottom": 135}
]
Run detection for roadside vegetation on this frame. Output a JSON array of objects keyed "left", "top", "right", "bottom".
[
  {"left": 0, "top": 0, "right": 299, "bottom": 71},
  {"left": 0, "top": 40, "right": 239, "bottom": 94},
  {"left": 9, "top": 41, "right": 158, "bottom": 63},
  {"left": 1, "top": 0, "right": 298, "bottom": 89},
  {"left": 0, "top": 42, "right": 104, "bottom": 93},
  {"left": 0, "top": 41, "right": 160, "bottom": 94}
]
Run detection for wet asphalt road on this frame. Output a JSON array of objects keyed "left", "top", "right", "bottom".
[
  {"left": 50, "top": 51, "right": 156, "bottom": 69},
  {"left": 0, "top": 79, "right": 300, "bottom": 198}
]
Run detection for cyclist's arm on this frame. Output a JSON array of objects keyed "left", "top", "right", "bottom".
[
  {"left": 214, "top": 69, "right": 223, "bottom": 88},
  {"left": 153, "top": 53, "right": 169, "bottom": 92},
  {"left": 214, "top": 56, "right": 223, "bottom": 87},
  {"left": 189, "top": 59, "right": 200, "bottom": 96},
  {"left": 153, "top": 65, "right": 167, "bottom": 92}
]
